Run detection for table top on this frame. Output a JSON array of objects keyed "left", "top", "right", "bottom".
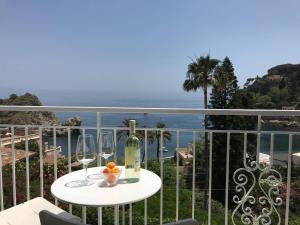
[{"left": 51, "top": 166, "right": 162, "bottom": 207}]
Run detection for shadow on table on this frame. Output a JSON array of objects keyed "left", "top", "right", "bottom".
[{"left": 97, "top": 178, "right": 129, "bottom": 187}]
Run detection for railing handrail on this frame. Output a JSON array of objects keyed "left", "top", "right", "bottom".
[{"left": 1, "top": 105, "right": 300, "bottom": 116}]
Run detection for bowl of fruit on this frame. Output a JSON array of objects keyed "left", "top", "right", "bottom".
[{"left": 101, "top": 162, "right": 122, "bottom": 186}]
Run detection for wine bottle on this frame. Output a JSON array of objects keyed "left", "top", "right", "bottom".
[{"left": 125, "top": 120, "right": 140, "bottom": 182}]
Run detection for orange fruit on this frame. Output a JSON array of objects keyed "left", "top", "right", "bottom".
[
  {"left": 107, "top": 174, "right": 116, "bottom": 184},
  {"left": 103, "top": 167, "right": 111, "bottom": 174},
  {"left": 111, "top": 167, "right": 120, "bottom": 173},
  {"left": 106, "top": 162, "right": 116, "bottom": 169}
]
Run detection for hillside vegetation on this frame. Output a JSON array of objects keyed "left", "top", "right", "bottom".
[
  {"left": 244, "top": 63, "right": 300, "bottom": 109},
  {"left": 0, "top": 93, "right": 59, "bottom": 125}
]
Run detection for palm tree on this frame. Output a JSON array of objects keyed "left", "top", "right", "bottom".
[
  {"left": 183, "top": 55, "right": 219, "bottom": 109},
  {"left": 183, "top": 55, "right": 219, "bottom": 208},
  {"left": 148, "top": 122, "right": 172, "bottom": 160}
]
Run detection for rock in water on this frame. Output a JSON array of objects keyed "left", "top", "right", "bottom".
[{"left": 62, "top": 116, "right": 81, "bottom": 134}]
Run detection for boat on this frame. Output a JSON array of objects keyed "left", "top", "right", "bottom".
[{"left": 160, "top": 147, "right": 169, "bottom": 152}]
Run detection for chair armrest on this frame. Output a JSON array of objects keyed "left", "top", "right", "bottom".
[
  {"left": 163, "top": 219, "right": 199, "bottom": 225},
  {"left": 39, "top": 210, "right": 90, "bottom": 225}
]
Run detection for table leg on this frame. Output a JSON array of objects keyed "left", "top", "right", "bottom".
[
  {"left": 129, "top": 204, "right": 132, "bottom": 225},
  {"left": 122, "top": 205, "right": 125, "bottom": 225},
  {"left": 82, "top": 206, "right": 86, "bottom": 224},
  {"left": 114, "top": 205, "right": 119, "bottom": 225},
  {"left": 98, "top": 207, "right": 102, "bottom": 225}
]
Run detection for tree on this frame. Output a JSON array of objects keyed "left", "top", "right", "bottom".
[
  {"left": 268, "top": 86, "right": 289, "bottom": 107},
  {"left": 9, "top": 93, "right": 18, "bottom": 100},
  {"left": 183, "top": 55, "right": 219, "bottom": 109},
  {"left": 148, "top": 122, "right": 172, "bottom": 160},
  {"left": 210, "top": 57, "right": 238, "bottom": 109},
  {"left": 244, "top": 78, "right": 255, "bottom": 89},
  {"left": 209, "top": 57, "right": 256, "bottom": 205},
  {"left": 15, "top": 140, "right": 39, "bottom": 152},
  {"left": 279, "top": 78, "right": 286, "bottom": 89},
  {"left": 183, "top": 54, "right": 219, "bottom": 208},
  {"left": 288, "top": 79, "right": 298, "bottom": 103},
  {"left": 256, "top": 95, "right": 275, "bottom": 109},
  {"left": 209, "top": 57, "right": 239, "bottom": 130}
]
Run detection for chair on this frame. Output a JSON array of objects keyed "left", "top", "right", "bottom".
[
  {"left": 0, "top": 196, "right": 198, "bottom": 225},
  {"left": 40, "top": 210, "right": 89, "bottom": 225},
  {"left": 0, "top": 197, "right": 80, "bottom": 225},
  {"left": 39, "top": 210, "right": 199, "bottom": 225}
]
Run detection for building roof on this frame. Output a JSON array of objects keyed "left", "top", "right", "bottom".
[{"left": 1, "top": 147, "right": 36, "bottom": 166}]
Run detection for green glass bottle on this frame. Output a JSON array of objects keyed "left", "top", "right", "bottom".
[{"left": 125, "top": 120, "right": 140, "bottom": 182}]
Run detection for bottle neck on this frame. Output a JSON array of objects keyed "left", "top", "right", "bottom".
[
  {"left": 129, "top": 120, "right": 136, "bottom": 136},
  {"left": 129, "top": 125, "right": 136, "bottom": 135}
]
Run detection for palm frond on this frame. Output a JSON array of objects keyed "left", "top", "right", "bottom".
[
  {"left": 183, "top": 79, "right": 197, "bottom": 92},
  {"left": 184, "top": 54, "right": 219, "bottom": 92}
]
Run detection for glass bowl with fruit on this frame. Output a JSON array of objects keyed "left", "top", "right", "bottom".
[{"left": 101, "top": 162, "right": 122, "bottom": 186}]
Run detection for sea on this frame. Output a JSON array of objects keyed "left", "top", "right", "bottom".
[
  {"left": 40, "top": 92, "right": 205, "bottom": 159},
  {"left": 13, "top": 91, "right": 300, "bottom": 159}
]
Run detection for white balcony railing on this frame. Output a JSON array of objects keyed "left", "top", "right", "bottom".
[{"left": 0, "top": 106, "right": 299, "bottom": 225}]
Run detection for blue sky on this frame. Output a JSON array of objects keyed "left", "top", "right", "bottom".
[{"left": 0, "top": 0, "right": 300, "bottom": 98}]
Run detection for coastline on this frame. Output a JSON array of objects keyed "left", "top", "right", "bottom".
[{"left": 263, "top": 119, "right": 300, "bottom": 128}]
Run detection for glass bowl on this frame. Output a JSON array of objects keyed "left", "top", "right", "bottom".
[{"left": 100, "top": 167, "right": 122, "bottom": 186}]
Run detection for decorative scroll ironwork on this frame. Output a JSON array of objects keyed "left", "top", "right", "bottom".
[{"left": 232, "top": 155, "right": 283, "bottom": 225}]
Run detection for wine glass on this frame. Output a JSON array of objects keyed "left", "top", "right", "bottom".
[
  {"left": 65, "top": 134, "right": 96, "bottom": 187},
  {"left": 87, "top": 130, "right": 115, "bottom": 180},
  {"left": 100, "top": 130, "right": 115, "bottom": 164}
]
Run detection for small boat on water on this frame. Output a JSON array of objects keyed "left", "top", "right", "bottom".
[{"left": 160, "top": 147, "right": 169, "bottom": 152}]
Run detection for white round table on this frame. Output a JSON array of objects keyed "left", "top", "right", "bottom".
[
  {"left": 51, "top": 166, "right": 161, "bottom": 206},
  {"left": 51, "top": 166, "right": 161, "bottom": 224}
]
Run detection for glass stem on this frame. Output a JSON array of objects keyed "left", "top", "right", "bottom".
[{"left": 84, "top": 164, "right": 88, "bottom": 182}]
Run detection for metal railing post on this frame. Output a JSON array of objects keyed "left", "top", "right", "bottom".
[
  {"left": 67, "top": 128, "right": 73, "bottom": 214},
  {"left": 160, "top": 130, "right": 164, "bottom": 225},
  {"left": 11, "top": 127, "right": 16, "bottom": 206},
  {"left": 176, "top": 130, "right": 180, "bottom": 221},
  {"left": 25, "top": 127, "right": 30, "bottom": 201},
  {"left": 192, "top": 131, "right": 196, "bottom": 219},
  {"left": 39, "top": 127, "right": 44, "bottom": 197},
  {"left": 285, "top": 134, "right": 292, "bottom": 225},
  {"left": 208, "top": 132, "right": 213, "bottom": 225},
  {"left": 225, "top": 132, "right": 230, "bottom": 225},
  {"left": 0, "top": 135, "right": 4, "bottom": 210}
]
